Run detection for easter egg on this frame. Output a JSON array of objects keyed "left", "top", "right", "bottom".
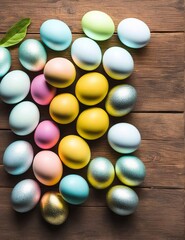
[
  {"left": 108, "top": 123, "right": 141, "bottom": 154},
  {"left": 0, "top": 47, "right": 11, "bottom": 78},
  {"left": 58, "top": 135, "right": 91, "bottom": 169},
  {"left": 33, "top": 150, "right": 63, "bottom": 186},
  {"left": 105, "top": 84, "right": 137, "bottom": 116},
  {"left": 44, "top": 57, "right": 76, "bottom": 88},
  {"left": 71, "top": 37, "right": 102, "bottom": 70},
  {"left": 3, "top": 140, "right": 33, "bottom": 175},
  {"left": 49, "top": 93, "right": 79, "bottom": 124},
  {"left": 34, "top": 120, "right": 60, "bottom": 149},
  {"left": 87, "top": 157, "right": 115, "bottom": 189},
  {"left": 81, "top": 11, "right": 115, "bottom": 41},
  {"left": 31, "top": 74, "right": 56, "bottom": 105},
  {"left": 40, "top": 19, "right": 72, "bottom": 51},
  {"left": 103, "top": 46, "right": 134, "bottom": 80},
  {"left": 40, "top": 192, "right": 69, "bottom": 225},
  {"left": 106, "top": 185, "right": 139, "bottom": 216},
  {"left": 11, "top": 179, "right": 41, "bottom": 213},
  {"left": 59, "top": 174, "right": 89, "bottom": 205},
  {"left": 76, "top": 108, "right": 109, "bottom": 140},
  {"left": 19, "top": 39, "right": 47, "bottom": 71},
  {"left": 9, "top": 101, "right": 40, "bottom": 136},
  {"left": 117, "top": 18, "right": 151, "bottom": 48},
  {"left": 115, "top": 155, "right": 146, "bottom": 186},
  {"left": 0, "top": 70, "right": 30, "bottom": 104},
  {"left": 75, "top": 72, "right": 109, "bottom": 106}
]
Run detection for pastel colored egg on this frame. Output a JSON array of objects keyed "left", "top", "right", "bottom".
[
  {"left": 58, "top": 135, "right": 91, "bottom": 169},
  {"left": 87, "top": 157, "right": 115, "bottom": 189},
  {"left": 11, "top": 179, "right": 41, "bottom": 213},
  {"left": 108, "top": 123, "right": 141, "bottom": 154},
  {"left": 44, "top": 57, "right": 76, "bottom": 88},
  {"left": 117, "top": 18, "right": 151, "bottom": 48},
  {"left": 81, "top": 11, "right": 115, "bottom": 41},
  {"left": 0, "top": 47, "right": 11, "bottom": 78},
  {"left": 9, "top": 101, "right": 40, "bottom": 136},
  {"left": 116, "top": 155, "right": 146, "bottom": 186},
  {"left": 103, "top": 46, "right": 134, "bottom": 80},
  {"left": 59, "top": 174, "right": 89, "bottom": 205},
  {"left": 76, "top": 108, "right": 109, "bottom": 140},
  {"left": 105, "top": 84, "right": 137, "bottom": 116},
  {"left": 33, "top": 150, "right": 63, "bottom": 186},
  {"left": 49, "top": 93, "right": 79, "bottom": 124},
  {"left": 75, "top": 72, "right": 109, "bottom": 106},
  {"left": 34, "top": 120, "right": 60, "bottom": 149},
  {"left": 40, "top": 19, "right": 72, "bottom": 51},
  {"left": 31, "top": 74, "right": 56, "bottom": 105},
  {"left": 19, "top": 39, "right": 47, "bottom": 71},
  {"left": 71, "top": 37, "right": 102, "bottom": 70},
  {"left": 3, "top": 140, "right": 33, "bottom": 175}
]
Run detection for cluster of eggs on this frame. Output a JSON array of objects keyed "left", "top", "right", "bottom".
[{"left": 0, "top": 10, "right": 150, "bottom": 225}]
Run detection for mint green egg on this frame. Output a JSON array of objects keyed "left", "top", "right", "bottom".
[
  {"left": 81, "top": 11, "right": 115, "bottom": 41},
  {"left": 0, "top": 47, "right": 11, "bottom": 78}
]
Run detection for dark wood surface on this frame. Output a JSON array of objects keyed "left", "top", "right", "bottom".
[{"left": 0, "top": 1, "right": 184, "bottom": 239}]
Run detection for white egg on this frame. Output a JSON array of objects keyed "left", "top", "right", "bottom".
[{"left": 0, "top": 47, "right": 11, "bottom": 78}]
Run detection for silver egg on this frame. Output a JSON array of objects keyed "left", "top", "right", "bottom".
[
  {"left": 105, "top": 84, "right": 137, "bottom": 117},
  {"left": 106, "top": 185, "right": 139, "bottom": 216},
  {"left": 11, "top": 179, "right": 41, "bottom": 213}
]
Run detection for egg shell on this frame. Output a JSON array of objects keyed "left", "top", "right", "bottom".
[
  {"left": 40, "top": 19, "right": 72, "bottom": 51},
  {"left": 59, "top": 174, "right": 89, "bottom": 205},
  {"left": 117, "top": 18, "right": 151, "bottom": 48},
  {"left": 103, "top": 46, "right": 134, "bottom": 80},
  {"left": 9, "top": 101, "right": 40, "bottom": 136},
  {"left": 31, "top": 74, "right": 56, "bottom": 105},
  {"left": 0, "top": 70, "right": 30, "bottom": 104},
  {"left": 0, "top": 47, "right": 11, "bottom": 78},
  {"left": 3, "top": 140, "right": 33, "bottom": 175},
  {"left": 71, "top": 37, "right": 102, "bottom": 70}
]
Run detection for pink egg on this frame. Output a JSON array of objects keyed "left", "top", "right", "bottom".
[
  {"left": 33, "top": 150, "right": 63, "bottom": 186},
  {"left": 31, "top": 74, "right": 56, "bottom": 105},
  {"left": 34, "top": 120, "right": 60, "bottom": 149}
]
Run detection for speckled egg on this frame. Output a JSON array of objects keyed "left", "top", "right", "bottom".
[{"left": 0, "top": 47, "right": 11, "bottom": 78}]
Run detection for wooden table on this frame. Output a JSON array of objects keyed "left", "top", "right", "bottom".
[{"left": 0, "top": 1, "right": 184, "bottom": 239}]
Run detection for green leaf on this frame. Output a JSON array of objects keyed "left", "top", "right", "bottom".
[{"left": 0, "top": 18, "right": 31, "bottom": 47}]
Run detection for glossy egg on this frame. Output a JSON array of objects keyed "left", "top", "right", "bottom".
[
  {"left": 103, "top": 46, "right": 134, "bottom": 80},
  {"left": 11, "top": 179, "right": 41, "bottom": 213},
  {"left": 0, "top": 70, "right": 30, "bottom": 104},
  {"left": 58, "top": 135, "right": 91, "bottom": 169},
  {"left": 108, "top": 123, "right": 141, "bottom": 154},
  {"left": 33, "top": 150, "right": 63, "bottom": 186},
  {"left": 40, "top": 19, "right": 72, "bottom": 51},
  {"left": 105, "top": 84, "right": 137, "bottom": 116},
  {"left": 19, "top": 39, "right": 47, "bottom": 71},
  {"left": 3, "top": 140, "right": 33, "bottom": 175},
  {"left": 71, "top": 37, "right": 102, "bottom": 70},
  {"left": 75, "top": 72, "right": 109, "bottom": 105},
  {"left": 76, "top": 108, "right": 109, "bottom": 140},
  {"left": 115, "top": 155, "right": 146, "bottom": 186},
  {"left": 9, "top": 101, "right": 40, "bottom": 136},
  {"left": 34, "top": 120, "right": 60, "bottom": 149},
  {"left": 117, "top": 18, "right": 151, "bottom": 48},
  {"left": 81, "top": 11, "right": 115, "bottom": 41},
  {"left": 44, "top": 57, "right": 76, "bottom": 88},
  {"left": 59, "top": 174, "right": 89, "bottom": 205},
  {"left": 106, "top": 185, "right": 139, "bottom": 216},
  {"left": 49, "top": 93, "right": 79, "bottom": 124},
  {"left": 0, "top": 47, "right": 11, "bottom": 78}
]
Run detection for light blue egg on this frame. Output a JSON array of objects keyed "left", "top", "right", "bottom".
[
  {"left": 40, "top": 19, "right": 72, "bottom": 51},
  {"left": 0, "top": 47, "right": 11, "bottom": 78},
  {"left": 59, "top": 174, "right": 89, "bottom": 205}
]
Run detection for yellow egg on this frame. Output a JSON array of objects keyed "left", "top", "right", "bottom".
[
  {"left": 75, "top": 72, "right": 109, "bottom": 105},
  {"left": 76, "top": 108, "right": 109, "bottom": 140},
  {"left": 49, "top": 93, "right": 79, "bottom": 124},
  {"left": 58, "top": 135, "right": 91, "bottom": 169}
]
